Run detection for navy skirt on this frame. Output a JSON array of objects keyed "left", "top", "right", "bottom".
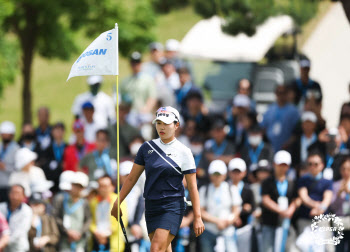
[{"left": 145, "top": 197, "right": 186, "bottom": 236}]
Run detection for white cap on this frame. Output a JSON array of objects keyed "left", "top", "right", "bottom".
[
  {"left": 15, "top": 147, "right": 38, "bottom": 170},
  {"left": 233, "top": 94, "right": 250, "bottom": 108},
  {"left": 72, "top": 171, "right": 89, "bottom": 188},
  {"left": 300, "top": 59, "right": 311, "bottom": 68},
  {"left": 31, "top": 180, "right": 54, "bottom": 193},
  {"left": 152, "top": 106, "right": 180, "bottom": 125},
  {"left": 301, "top": 111, "right": 317, "bottom": 123},
  {"left": 208, "top": 160, "right": 227, "bottom": 175},
  {"left": 59, "top": 170, "right": 75, "bottom": 191},
  {"left": 228, "top": 158, "right": 247, "bottom": 172},
  {"left": 274, "top": 150, "right": 291, "bottom": 166},
  {"left": 165, "top": 39, "right": 180, "bottom": 52},
  {"left": 120, "top": 161, "right": 133, "bottom": 176},
  {"left": 87, "top": 75, "right": 103, "bottom": 85},
  {"left": 0, "top": 121, "right": 16, "bottom": 134}
]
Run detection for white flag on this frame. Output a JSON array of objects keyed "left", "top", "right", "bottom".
[{"left": 67, "top": 26, "right": 118, "bottom": 81}]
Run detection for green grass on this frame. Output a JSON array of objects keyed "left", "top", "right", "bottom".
[{"left": 0, "top": 6, "right": 201, "bottom": 137}]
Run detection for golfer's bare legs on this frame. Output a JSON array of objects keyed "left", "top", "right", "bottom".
[{"left": 149, "top": 228, "right": 175, "bottom": 252}]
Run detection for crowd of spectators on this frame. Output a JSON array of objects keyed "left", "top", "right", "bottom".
[{"left": 0, "top": 38, "right": 350, "bottom": 252}]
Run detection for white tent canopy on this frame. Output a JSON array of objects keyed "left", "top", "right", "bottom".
[{"left": 179, "top": 15, "right": 294, "bottom": 62}]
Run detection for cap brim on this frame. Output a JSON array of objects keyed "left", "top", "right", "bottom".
[
  {"left": 275, "top": 162, "right": 290, "bottom": 166},
  {"left": 152, "top": 117, "right": 175, "bottom": 125},
  {"left": 230, "top": 168, "right": 244, "bottom": 172},
  {"left": 59, "top": 182, "right": 72, "bottom": 191}
]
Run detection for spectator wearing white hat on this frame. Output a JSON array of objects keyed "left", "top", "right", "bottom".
[
  {"left": 0, "top": 184, "right": 32, "bottom": 252},
  {"left": 121, "top": 52, "right": 158, "bottom": 128},
  {"left": 71, "top": 75, "right": 116, "bottom": 129},
  {"left": 164, "top": 39, "right": 190, "bottom": 72},
  {"left": 199, "top": 160, "right": 241, "bottom": 252},
  {"left": 52, "top": 171, "right": 91, "bottom": 252},
  {"left": 228, "top": 158, "right": 255, "bottom": 230},
  {"left": 0, "top": 121, "right": 20, "bottom": 202},
  {"left": 226, "top": 94, "right": 254, "bottom": 148},
  {"left": 288, "top": 111, "right": 322, "bottom": 171},
  {"left": 9, "top": 147, "right": 47, "bottom": 198},
  {"left": 261, "top": 150, "right": 299, "bottom": 252}
]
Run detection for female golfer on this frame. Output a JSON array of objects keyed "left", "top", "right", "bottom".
[{"left": 111, "top": 106, "right": 205, "bottom": 251}]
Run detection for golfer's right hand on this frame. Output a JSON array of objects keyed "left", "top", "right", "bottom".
[{"left": 111, "top": 199, "right": 122, "bottom": 220}]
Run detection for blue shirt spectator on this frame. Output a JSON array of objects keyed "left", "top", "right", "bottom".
[
  {"left": 297, "top": 152, "right": 333, "bottom": 220},
  {"left": 261, "top": 85, "right": 300, "bottom": 152}
]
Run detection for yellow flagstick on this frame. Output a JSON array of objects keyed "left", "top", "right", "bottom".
[
  {"left": 115, "top": 23, "right": 121, "bottom": 252},
  {"left": 116, "top": 74, "right": 120, "bottom": 252}
]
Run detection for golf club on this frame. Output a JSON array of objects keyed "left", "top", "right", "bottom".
[{"left": 120, "top": 217, "right": 131, "bottom": 252}]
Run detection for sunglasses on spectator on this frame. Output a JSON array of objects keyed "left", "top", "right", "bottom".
[{"left": 307, "top": 162, "right": 320, "bottom": 167}]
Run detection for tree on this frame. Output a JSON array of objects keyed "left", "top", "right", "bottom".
[
  {"left": 0, "top": 1, "right": 18, "bottom": 95},
  {"left": 192, "top": 0, "right": 318, "bottom": 36},
  {"left": 151, "top": 0, "right": 319, "bottom": 37},
  {"left": 1, "top": 0, "right": 156, "bottom": 123}
]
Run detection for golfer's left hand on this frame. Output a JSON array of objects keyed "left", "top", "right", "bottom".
[
  {"left": 111, "top": 199, "right": 122, "bottom": 220},
  {"left": 193, "top": 217, "right": 205, "bottom": 237}
]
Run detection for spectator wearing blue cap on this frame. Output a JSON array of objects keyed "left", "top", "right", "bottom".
[{"left": 80, "top": 101, "right": 100, "bottom": 144}]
